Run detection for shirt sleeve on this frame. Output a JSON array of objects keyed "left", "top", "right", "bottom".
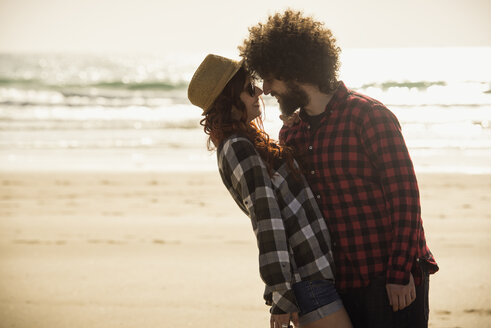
[
  {"left": 360, "top": 107, "right": 420, "bottom": 285},
  {"left": 219, "top": 138, "right": 298, "bottom": 314}
]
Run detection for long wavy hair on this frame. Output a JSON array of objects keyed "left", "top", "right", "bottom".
[{"left": 200, "top": 66, "right": 299, "bottom": 176}]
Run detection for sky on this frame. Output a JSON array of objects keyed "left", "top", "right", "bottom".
[{"left": 0, "top": 0, "right": 490, "bottom": 55}]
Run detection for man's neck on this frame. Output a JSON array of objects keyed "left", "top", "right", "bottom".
[{"left": 301, "top": 84, "right": 334, "bottom": 116}]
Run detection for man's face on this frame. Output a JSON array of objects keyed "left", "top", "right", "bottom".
[{"left": 262, "top": 78, "right": 309, "bottom": 116}]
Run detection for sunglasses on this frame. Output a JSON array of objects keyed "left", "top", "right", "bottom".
[{"left": 244, "top": 82, "right": 256, "bottom": 97}]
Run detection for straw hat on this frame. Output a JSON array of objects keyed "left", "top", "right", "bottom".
[{"left": 188, "top": 54, "right": 243, "bottom": 114}]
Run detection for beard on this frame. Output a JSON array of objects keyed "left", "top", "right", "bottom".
[{"left": 276, "top": 82, "right": 310, "bottom": 116}]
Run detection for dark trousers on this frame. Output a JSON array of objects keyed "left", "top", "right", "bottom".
[{"left": 339, "top": 270, "right": 430, "bottom": 328}]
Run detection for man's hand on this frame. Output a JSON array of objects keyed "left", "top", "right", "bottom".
[
  {"left": 386, "top": 273, "right": 416, "bottom": 311},
  {"left": 279, "top": 111, "right": 300, "bottom": 127},
  {"left": 270, "top": 312, "right": 299, "bottom": 328}
]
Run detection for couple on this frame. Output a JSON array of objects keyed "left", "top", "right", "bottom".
[{"left": 188, "top": 10, "right": 438, "bottom": 328}]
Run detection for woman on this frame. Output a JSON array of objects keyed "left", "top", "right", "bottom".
[{"left": 188, "top": 54, "right": 352, "bottom": 328}]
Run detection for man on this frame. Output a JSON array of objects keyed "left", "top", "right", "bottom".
[{"left": 240, "top": 9, "right": 438, "bottom": 328}]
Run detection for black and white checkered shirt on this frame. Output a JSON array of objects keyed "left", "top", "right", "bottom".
[{"left": 217, "top": 135, "right": 335, "bottom": 314}]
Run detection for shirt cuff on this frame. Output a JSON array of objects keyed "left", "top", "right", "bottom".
[
  {"left": 263, "top": 286, "right": 273, "bottom": 306},
  {"left": 386, "top": 268, "right": 411, "bottom": 285},
  {"left": 270, "top": 289, "right": 298, "bottom": 314}
]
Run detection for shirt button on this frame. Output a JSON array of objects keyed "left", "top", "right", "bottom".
[
  {"left": 307, "top": 125, "right": 311, "bottom": 129},
  {"left": 333, "top": 241, "right": 337, "bottom": 247},
  {"left": 308, "top": 146, "right": 313, "bottom": 150},
  {"left": 310, "top": 170, "right": 315, "bottom": 175},
  {"left": 316, "top": 195, "right": 321, "bottom": 199}
]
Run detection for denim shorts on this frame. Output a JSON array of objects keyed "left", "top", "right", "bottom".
[{"left": 292, "top": 279, "right": 344, "bottom": 326}]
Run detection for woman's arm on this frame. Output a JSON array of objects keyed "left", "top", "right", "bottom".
[{"left": 218, "top": 137, "right": 298, "bottom": 314}]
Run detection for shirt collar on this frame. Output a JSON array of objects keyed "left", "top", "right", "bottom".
[{"left": 298, "top": 81, "right": 348, "bottom": 121}]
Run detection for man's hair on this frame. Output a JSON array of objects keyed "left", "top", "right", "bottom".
[{"left": 239, "top": 9, "right": 341, "bottom": 93}]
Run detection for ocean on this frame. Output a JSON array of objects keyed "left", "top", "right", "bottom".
[{"left": 1, "top": 48, "right": 490, "bottom": 173}]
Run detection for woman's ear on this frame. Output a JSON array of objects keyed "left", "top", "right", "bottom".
[{"left": 230, "top": 106, "right": 243, "bottom": 121}]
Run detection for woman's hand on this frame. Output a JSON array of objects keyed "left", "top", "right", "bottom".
[
  {"left": 270, "top": 312, "right": 299, "bottom": 328},
  {"left": 279, "top": 111, "right": 300, "bottom": 127}
]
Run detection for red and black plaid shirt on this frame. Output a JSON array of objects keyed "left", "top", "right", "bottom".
[{"left": 279, "top": 82, "right": 438, "bottom": 290}]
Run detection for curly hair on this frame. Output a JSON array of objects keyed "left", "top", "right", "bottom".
[
  {"left": 239, "top": 9, "right": 341, "bottom": 94},
  {"left": 200, "top": 66, "right": 299, "bottom": 177}
]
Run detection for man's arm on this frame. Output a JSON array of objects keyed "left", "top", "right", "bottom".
[{"left": 360, "top": 107, "right": 420, "bottom": 310}]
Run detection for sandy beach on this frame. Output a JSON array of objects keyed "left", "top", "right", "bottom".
[{"left": 0, "top": 170, "right": 490, "bottom": 327}]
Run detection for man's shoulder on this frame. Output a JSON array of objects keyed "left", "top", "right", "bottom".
[
  {"left": 344, "top": 88, "right": 387, "bottom": 111},
  {"left": 329, "top": 81, "right": 386, "bottom": 111},
  {"left": 333, "top": 89, "right": 401, "bottom": 135}
]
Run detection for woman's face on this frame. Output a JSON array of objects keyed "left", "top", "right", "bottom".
[{"left": 239, "top": 78, "right": 263, "bottom": 122}]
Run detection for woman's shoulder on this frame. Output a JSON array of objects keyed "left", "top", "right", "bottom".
[
  {"left": 217, "top": 134, "right": 264, "bottom": 168},
  {"left": 218, "top": 134, "right": 256, "bottom": 155}
]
